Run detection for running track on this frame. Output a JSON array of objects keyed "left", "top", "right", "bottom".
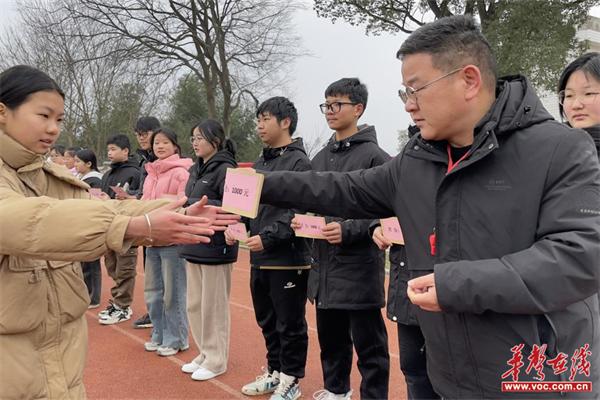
[{"left": 84, "top": 249, "right": 408, "bottom": 399}]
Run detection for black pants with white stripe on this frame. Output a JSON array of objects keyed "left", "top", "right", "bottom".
[{"left": 250, "top": 268, "right": 309, "bottom": 378}]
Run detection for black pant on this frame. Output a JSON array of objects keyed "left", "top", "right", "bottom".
[
  {"left": 397, "top": 323, "right": 439, "bottom": 400},
  {"left": 317, "top": 308, "right": 389, "bottom": 399},
  {"left": 250, "top": 268, "right": 309, "bottom": 378},
  {"left": 82, "top": 259, "right": 102, "bottom": 305}
]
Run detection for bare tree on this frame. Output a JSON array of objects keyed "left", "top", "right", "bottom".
[
  {"left": 0, "top": 0, "right": 172, "bottom": 155},
  {"left": 61, "top": 0, "right": 305, "bottom": 135}
]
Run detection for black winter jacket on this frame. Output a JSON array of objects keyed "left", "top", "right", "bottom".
[
  {"left": 80, "top": 170, "right": 103, "bottom": 189},
  {"left": 259, "top": 76, "right": 600, "bottom": 398},
  {"left": 178, "top": 150, "right": 239, "bottom": 265},
  {"left": 308, "top": 125, "right": 390, "bottom": 309},
  {"left": 387, "top": 246, "right": 418, "bottom": 325},
  {"left": 248, "top": 138, "right": 312, "bottom": 269},
  {"left": 100, "top": 158, "right": 140, "bottom": 199},
  {"left": 128, "top": 149, "right": 156, "bottom": 199},
  {"left": 583, "top": 125, "right": 600, "bottom": 160}
]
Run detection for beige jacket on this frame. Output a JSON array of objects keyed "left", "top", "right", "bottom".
[{"left": 0, "top": 130, "right": 166, "bottom": 399}]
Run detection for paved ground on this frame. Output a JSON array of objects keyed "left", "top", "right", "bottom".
[{"left": 83, "top": 249, "right": 407, "bottom": 399}]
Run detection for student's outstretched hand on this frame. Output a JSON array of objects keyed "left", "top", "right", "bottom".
[
  {"left": 322, "top": 222, "right": 342, "bottom": 244},
  {"left": 125, "top": 198, "right": 215, "bottom": 245},
  {"left": 407, "top": 273, "right": 441, "bottom": 312},
  {"left": 184, "top": 195, "right": 241, "bottom": 231},
  {"left": 372, "top": 226, "right": 392, "bottom": 250},
  {"left": 246, "top": 235, "right": 264, "bottom": 252}
]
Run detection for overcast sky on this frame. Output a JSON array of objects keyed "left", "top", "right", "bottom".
[{"left": 1, "top": 1, "right": 599, "bottom": 155}]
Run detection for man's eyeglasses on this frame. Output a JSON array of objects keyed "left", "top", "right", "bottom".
[
  {"left": 398, "top": 68, "right": 463, "bottom": 105},
  {"left": 558, "top": 90, "right": 600, "bottom": 106},
  {"left": 135, "top": 131, "right": 150, "bottom": 138},
  {"left": 190, "top": 136, "right": 206, "bottom": 144},
  {"left": 319, "top": 101, "right": 357, "bottom": 114}
]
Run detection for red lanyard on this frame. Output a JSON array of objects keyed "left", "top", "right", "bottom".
[{"left": 446, "top": 144, "right": 470, "bottom": 174}]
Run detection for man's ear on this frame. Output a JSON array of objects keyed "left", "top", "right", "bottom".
[
  {"left": 0, "top": 102, "right": 8, "bottom": 125},
  {"left": 280, "top": 117, "right": 291, "bottom": 130},
  {"left": 355, "top": 103, "right": 365, "bottom": 118},
  {"left": 462, "top": 65, "right": 483, "bottom": 101}
]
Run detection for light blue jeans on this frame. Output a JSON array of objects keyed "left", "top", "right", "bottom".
[{"left": 144, "top": 246, "right": 189, "bottom": 349}]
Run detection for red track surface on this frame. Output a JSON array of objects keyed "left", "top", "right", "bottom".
[{"left": 84, "top": 249, "right": 408, "bottom": 399}]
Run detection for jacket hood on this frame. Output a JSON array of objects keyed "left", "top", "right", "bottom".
[
  {"left": 0, "top": 130, "right": 45, "bottom": 170},
  {"left": 328, "top": 124, "right": 379, "bottom": 153},
  {"left": 194, "top": 149, "right": 237, "bottom": 176},
  {"left": 583, "top": 124, "right": 600, "bottom": 154},
  {"left": 475, "top": 75, "right": 554, "bottom": 137},
  {"left": 80, "top": 170, "right": 103, "bottom": 181},
  {"left": 263, "top": 137, "right": 307, "bottom": 160},
  {"left": 146, "top": 154, "right": 193, "bottom": 175}
]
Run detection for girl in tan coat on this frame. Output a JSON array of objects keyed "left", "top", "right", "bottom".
[{"left": 0, "top": 65, "right": 238, "bottom": 400}]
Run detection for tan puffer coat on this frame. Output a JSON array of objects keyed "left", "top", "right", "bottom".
[{"left": 0, "top": 131, "right": 166, "bottom": 399}]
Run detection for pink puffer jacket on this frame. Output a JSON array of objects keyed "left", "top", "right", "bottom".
[{"left": 142, "top": 154, "right": 193, "bottom": 200}]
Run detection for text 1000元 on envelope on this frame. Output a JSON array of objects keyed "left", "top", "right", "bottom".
[{"left": 221, "top": 168, "right": 264, "bottom": 218}]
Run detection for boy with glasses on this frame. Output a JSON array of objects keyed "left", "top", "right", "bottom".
[
  {"left": 256, "top": 16, "right": 600, "bottom": 399},
  {"left": 305, "top": 78, "right": 391, "bottom": 400},
  {"left": 126, "top": 116, "right": 161, "bottom": 329}
]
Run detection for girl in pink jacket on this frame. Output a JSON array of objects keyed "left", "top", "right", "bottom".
[{"left": 142, "top": 128, "right": 194, "bottom": 356}]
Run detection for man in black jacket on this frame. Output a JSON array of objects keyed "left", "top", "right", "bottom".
[
  {"left": 299, "top": 79, "right": 390, "bottom": 400},
  {"left": 257, "top": 16, "right": 600, "bottom": 399},
  {"left": 231, "top": 97, "right": 312, "bottom": 400}
]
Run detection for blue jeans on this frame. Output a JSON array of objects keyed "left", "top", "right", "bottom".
[{"left": 144, "top": 246, "right": 189, "bottom": 349}]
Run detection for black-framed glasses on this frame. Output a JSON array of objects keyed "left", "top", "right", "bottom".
[
  {"left": 319, "top": 101, "right": 357, "bottom": 114},
  {"left": 190, "top": 135, "right": 206, "bottom": 144},
  {"left": 558, "top": 90, "right": 600, "bottom": 106},
  {"left": 398, "top": 68, "right": 463, "bottom": 105},
  {"left": 135, "top": 131, "right": 150, "bottom": 138}
]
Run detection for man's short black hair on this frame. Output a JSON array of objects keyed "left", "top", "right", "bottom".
[
  {"left": 135, "top": 116, "right": 161, "bottom": 133},
  {"left": 106, "top": 134, "right": 131, "bottom": 151},
  {"left": 325, "top": 78, "right": 368, "bottom": 111},
  {"left": 256, "top": 96, "right": 298, "bottom": 135},
  {"left": 396, "top": 15, "right": 497, "bottom": 90}
]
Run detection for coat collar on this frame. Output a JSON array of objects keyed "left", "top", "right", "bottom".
[{"left": 0, "top": 130, "right": 45, "bottom": 171}]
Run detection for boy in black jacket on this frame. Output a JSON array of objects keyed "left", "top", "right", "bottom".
[
  {"left": 98, "top": 134, "right": 140, "bottom": 325},
  {"left": 228, "top": 97, "right": 311, "bottom": 400},
  {"left": 295, "top": 78, "right": 390, "bottom": 400}
]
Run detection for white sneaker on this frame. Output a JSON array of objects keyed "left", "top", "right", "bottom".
[
  {"left": 144, "top": 341, "right": 160, "bottom": 352},
  {"left": 157, "top": 345, "right": 189, "bottom": 357},
  {"left": 191, "top": 366, "right": 225, "bottom": 381},
  {"left": 99, "top": 305, "right": 132, "bottom": 325},
  {"left": 182, "top": 361, "right": 202, "bottom": 374},
  {"left": 313, "top": 389, "right": 353, "bottom": 400},
  {"left": 98, "top": 302, "right": 116, "bottom": 317},
  {"left": 242, "top": 368, "right": 280, "bottom": 395},
  {"left": 270, "top": 372, "right": 300, "bottom": 400}
]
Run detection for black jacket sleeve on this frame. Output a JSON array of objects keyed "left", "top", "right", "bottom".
[
  {"left": 259, "top": 157, "right": 312, "bottom": 250},
  {"left": 338, "top": 151, "right": 391, "bottom": 245},
  {"left": 260, "top": 157, "right": 398, "bottom": 220},
  {"left": 436, "top": 133, "right": 600, "bottom": 314}
]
